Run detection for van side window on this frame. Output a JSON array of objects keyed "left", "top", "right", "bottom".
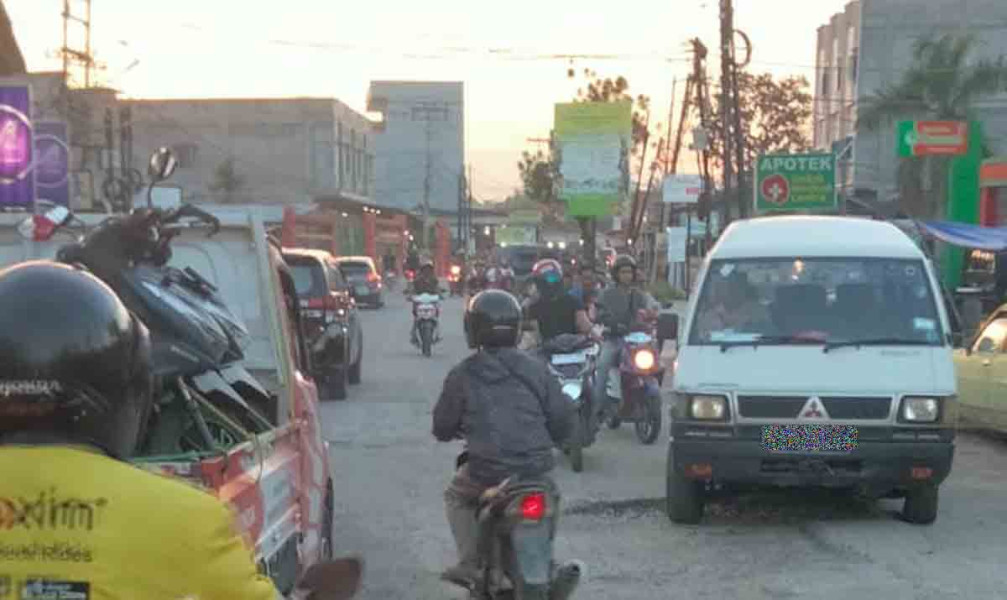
[{"left": 973, "top": 317, "right": 1007, "bottom": 354}]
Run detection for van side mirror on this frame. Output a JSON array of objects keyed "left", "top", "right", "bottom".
[{"left": 657, "top": 313, "right": 679, "bottom": 342}]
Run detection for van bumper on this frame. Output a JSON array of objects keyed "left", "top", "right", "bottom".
[{"left": 669, "top": 428, "right": 954, "bottom": 491}]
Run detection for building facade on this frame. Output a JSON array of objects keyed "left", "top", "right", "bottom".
[
  {"left": 367, "top": 81, "right": 464, "bottom": 215},
  {"left": 814, "top": 0, "right": 1007, "bottom": 205},
  {"left": 126, "top": 98, "right": 375, "bottom": 205}
]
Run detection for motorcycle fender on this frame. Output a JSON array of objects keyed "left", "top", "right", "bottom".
[
  {"left": 220, "top": 364, "right": 271, "bottom": 400},
  {"left": 510, "top": 521, "right": 554, "bottom": 586},
  {"left": 191, "top": 370, "right": 249, "bottom": 407}
]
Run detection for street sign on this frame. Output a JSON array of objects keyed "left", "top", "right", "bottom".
[
  {"left": 897, "top": 121, "right": 968, "bottom": 157},
  {"left": 754, "top": 153, "right": 837, "bottom": 213},
  {"left": 666, "top": 227, "right": 687, "bottom": 262},
  {"left": 662, "top": 174, "right": 702, "bottom": 204},
  {"left": 0, "top": 86, "right": 34, "bottom": 208}
]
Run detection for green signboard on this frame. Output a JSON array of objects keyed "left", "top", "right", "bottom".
[
  {"left": 897, "top": 120, "right": 968, "bottom": 158},
  {"left": 554, "top": 101, "right": 632, "bottom": 217},
  {"left": 754, "top": 153, "right": 837, "bottom": 213}
]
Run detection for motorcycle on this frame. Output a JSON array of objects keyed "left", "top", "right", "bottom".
[
  {"left": 449, "top": 264, "right": 464, "bottom": 296},
  {"left": 452, "top": 454, "right": 584, "bottom": 600},
  {"left": 19, "top": 148, "right": 274, "bottom": 455},
  {"left": 541, "top": 334, "right": 599, "bottom": 473},
  {"left": 411, "top": 293, "right": 442, "bottom": 357},
  {"left": 602, "top": 329, "right": 664, "bottom": 445}
]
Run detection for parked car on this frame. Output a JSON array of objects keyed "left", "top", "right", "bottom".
[
  {"left": 283, "top": 248, "right": 364, "bottom": 400},
  {"left": 336, "top": 256, "right": 385, "bottom": 308},
  {"left": 955, "top": 303, "right": 1007, "bottom": 433}
]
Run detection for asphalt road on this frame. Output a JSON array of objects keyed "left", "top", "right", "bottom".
[{"left": 321, "top": 291, "right": 1007, "bottom": 600}]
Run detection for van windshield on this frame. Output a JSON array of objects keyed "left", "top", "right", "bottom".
[{"left": 688, "top": 257, "right": 944, "bottom": 347}]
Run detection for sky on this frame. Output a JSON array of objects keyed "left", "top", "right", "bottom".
[{"left": 6, "top": 0, "right": 851, "bottom": 201}]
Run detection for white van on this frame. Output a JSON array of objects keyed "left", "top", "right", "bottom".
[{"left": 665, "top": 216, "right": 957, "bottom": 525}]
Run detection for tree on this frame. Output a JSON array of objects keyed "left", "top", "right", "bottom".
[
  {"left": 858, "top": 33, "right": 1007, "bottom": 217},
  {"left": 573, "top": 71, "right": 652, "bottom": 159},
  {"left": 209, "top": 157, "right": 245, "bottom": 203},
  {"left": 517, "top": 148, "right": 558, "bottom": 204},
  {"left": 707, "top": 71, "right": 814, "bottom": 178}
]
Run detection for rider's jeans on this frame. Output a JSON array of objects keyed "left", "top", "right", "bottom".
[
  {"left": 592, "top": 339, "right": 622, "bottom": 418},
  {"left": 444, "top": 465, "right": 489, "bottom": 573}
]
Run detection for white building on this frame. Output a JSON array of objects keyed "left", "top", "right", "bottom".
[
  {"left": 367, "top": 81, "right": 464, "bottom": 215},
  {"left": 814, "top": 0, "right": 1007, "bottom": 205}
]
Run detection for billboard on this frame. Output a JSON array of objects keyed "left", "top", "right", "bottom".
[
  {"left": 663, "top": 174, "right": 702, "bottom": 204},
  {"left": 754, "top": 153, "right": 837, "bottom": 213},
  {"left": 34, "top": 121, "right": 70, "bottom": 207},
  {"left": 554, "top": 101, "right": 632, "bottom": 217},
  {"left": 0, "top": 86, "right": 34, "bottom": 208}
]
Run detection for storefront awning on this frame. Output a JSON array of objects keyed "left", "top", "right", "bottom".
[{"left": 917, "top": 220, "right": 1007, "bottom": 251}]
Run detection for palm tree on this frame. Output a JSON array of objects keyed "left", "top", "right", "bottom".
[{"left": 858, "top": 33, "right": 1007, "bottom": 218}]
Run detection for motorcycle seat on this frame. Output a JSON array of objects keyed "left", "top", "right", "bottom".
[{"left": 542, "top": 334, "right": 594, "bottom": 355}]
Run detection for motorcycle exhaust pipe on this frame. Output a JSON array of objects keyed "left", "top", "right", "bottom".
[{"left": 550, "top": 559, "right": 586, "bottom": 600}]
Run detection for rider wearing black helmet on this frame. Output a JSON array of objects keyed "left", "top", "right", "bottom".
[
  {"left": 432, "top": 289, "right": 574, "bottom": 586},
  {"left": 524, "top": 258, "right": 592, "bottom": 342},
  {"left": 0, "top": 261, "right": 277, "bottom": 600},
  {"left": 592, "top": 255, "right": 660, "bottom": 419}
]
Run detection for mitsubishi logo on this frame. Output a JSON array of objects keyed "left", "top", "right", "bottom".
[{"left": 799, "top": 397, "right": 829, "bottom": 420}]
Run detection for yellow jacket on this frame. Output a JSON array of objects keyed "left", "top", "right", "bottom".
[{"left": 0, "top": 446, "right": 279, "bottom": 600}]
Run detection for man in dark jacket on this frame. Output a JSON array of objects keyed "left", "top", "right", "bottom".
[{"left": 433, "top": 289, "right": 573, "bottom": 586}]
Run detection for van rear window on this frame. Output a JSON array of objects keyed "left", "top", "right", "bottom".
[{"left": 689, "top": 257, "right": 943, "bottom": 347}]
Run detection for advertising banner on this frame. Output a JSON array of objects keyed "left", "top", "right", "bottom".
[
  {"left": 0, "top": 86, "right": 34, "bottom": 208},
  {"left": 554, "top": 101, "right": 632, "bottom": 217},
  {"left": 34, "top": 121, "right": 70, "bottom": 207}
]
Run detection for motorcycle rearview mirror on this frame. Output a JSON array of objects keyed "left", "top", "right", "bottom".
[
  {"left": 293, "top": 556, "right": 363, "bottom": 600},
  {"left": 148, "top": 147, "right": 178, "bottom": 183}
]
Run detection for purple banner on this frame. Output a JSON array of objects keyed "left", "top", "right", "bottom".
[
  {"left": 0, "top": 86, "right": 34, "bottom": 208},
  {"left": 34, "top": 121, "right": 70, "bottom": 207}
]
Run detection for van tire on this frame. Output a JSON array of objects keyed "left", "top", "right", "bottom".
[
  {"left": 902, "top": 484, "right": 939, "bottom": 525},
  {"left": 349, "top": 339, "right": 362, "bottom": 385},
  {"left": 666, "top": 445, "right": 704, "bottom": 524}
]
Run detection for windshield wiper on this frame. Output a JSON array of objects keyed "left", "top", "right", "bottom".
[
  {"left": 719, "top": 335, "right": 826, "bottom": 353},
  {"left": 822, "top": 338, "right": 933, "bottom": 353}
]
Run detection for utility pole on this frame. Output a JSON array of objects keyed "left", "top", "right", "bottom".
[
  {"left": 422, "top": 116, "right": 432, "bottom": 251},
  {"left": 719, "top": 0, "right": 736, "bottom": 222},
  {"left": 61, "top": 0, "right": 95, "bottom": 88}
]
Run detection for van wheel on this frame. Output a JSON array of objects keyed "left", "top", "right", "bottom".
[
  {"left": 902, "top": 484, "right": 939, "bottom": 525},
  {"left": 666, "top": 445, "right": 704, "bottom": 524},
  {"left": 326, "top": 366, "right": 348, "bottom": 401}
]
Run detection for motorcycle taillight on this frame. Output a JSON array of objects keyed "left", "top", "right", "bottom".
[{"left": 520, "top": 493, "right": 546, "bottom": 521}]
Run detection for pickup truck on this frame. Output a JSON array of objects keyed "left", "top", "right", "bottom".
[{"left": 0, "top": 206, "right": 333, "bottom": 596}]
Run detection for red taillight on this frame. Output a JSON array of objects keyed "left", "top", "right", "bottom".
[
  {"left": 519, "top": 493, "right": 546, "bottom": 521},
  {"left": 406, "top": 269, "right": 415, "bottom": 281},
  {"left": 306, "top": 298, "right": 325, "bottom": 309}
]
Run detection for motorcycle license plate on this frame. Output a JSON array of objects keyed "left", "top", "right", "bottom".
[
  {"left": 551, "top": 352, "right": 587, "bottom": 366},
  {"left": 355, "top": 285, "right": 369, "bottom": 296},
  {"left": 417, "top": 305, "right": 436, "bottom": 318}
]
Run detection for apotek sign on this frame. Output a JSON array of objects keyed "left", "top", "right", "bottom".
[{"left": 754, "top": 153, "right": 836, "bottom": 213}]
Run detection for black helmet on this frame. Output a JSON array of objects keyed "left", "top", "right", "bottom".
[
  {"left": 0, "top": 261, "right": 153, "bottom": 459},
  {"left": 611, "top": 254, "right": 637, "bottom": 280},
  {"left": 464, "top": 289, "right": 522, "bottom": 349}
]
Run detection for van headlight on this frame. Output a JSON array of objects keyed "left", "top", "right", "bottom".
[
  {"left": 689, "top": 395, "right": 728, "bottom": 421},
  {"left": 900, "top": 397, "right": 940, "bottom": 423}
]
